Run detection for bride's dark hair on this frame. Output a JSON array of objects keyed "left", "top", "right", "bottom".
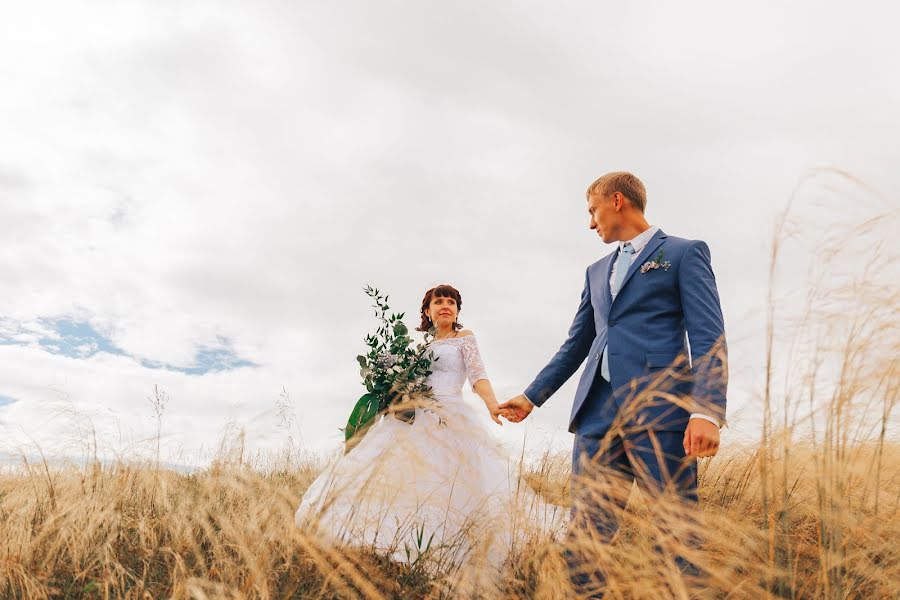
[{"left": 417, "top": 284, "right": 463, "bottom": 332}]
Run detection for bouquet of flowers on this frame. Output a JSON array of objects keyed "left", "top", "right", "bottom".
[{"left": 343, "top": 286, "right": 437, "bottom": 452}]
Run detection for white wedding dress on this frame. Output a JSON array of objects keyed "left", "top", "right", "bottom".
[{"left": 295, "top": 335, "right": 564, "bottom": 592}]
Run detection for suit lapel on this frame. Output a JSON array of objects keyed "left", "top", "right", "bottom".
[{"left": 610, "top": 229, "right": 668, "bottom": 309}]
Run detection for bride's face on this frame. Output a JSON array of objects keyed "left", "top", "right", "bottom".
[{"left": 427, "top": 295, "right": 458, "bottom": 329}]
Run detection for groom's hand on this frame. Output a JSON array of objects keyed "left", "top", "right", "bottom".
[
  {"left": 497, "top": 394, "right": 534, "bottom": 423},
  {"left": 683, "top": 418, "right": 720, "bottom": 458}
]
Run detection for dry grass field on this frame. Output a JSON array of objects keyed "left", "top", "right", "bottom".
[{"left": 0, "top": 434, "right": 897, "bottom": 599}]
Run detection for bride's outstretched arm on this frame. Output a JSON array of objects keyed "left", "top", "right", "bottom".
[
  {"left": 473, "top": 379, "right": 505, "bottom": 426},
  {"left": 457, "top": 331, "right": 506, "bottom": 426}
]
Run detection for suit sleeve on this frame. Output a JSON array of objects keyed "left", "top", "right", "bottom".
[
  {"left": 524, "top": 268, "right": 596, "bottom": 406},
  {"left": 678, "top": 241, "right": 728, "bottom": 423}
]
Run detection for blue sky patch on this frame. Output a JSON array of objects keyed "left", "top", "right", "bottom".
[
  {"left": 0, "top": 395, "right": 17, "bottom": 407},
  {"left": 141, "top": 338, "right": 257, "bottom": 375},
  {"left": 37, "top": 317, "right": 126, "bottom": 359},
  {"left": 182, "top": 342, "right": 257, "bottom": 375},
  {"left": 2, "top": 316, "right": 256, "bottom": 376}
]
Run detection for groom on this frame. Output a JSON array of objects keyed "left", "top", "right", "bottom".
[{"left": 499, "top": 171, "right": 727, "bottom": 591}]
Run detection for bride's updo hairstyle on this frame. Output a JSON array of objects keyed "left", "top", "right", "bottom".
[{"left": 417, "top": 284, "right": 464, "bottom": 332}]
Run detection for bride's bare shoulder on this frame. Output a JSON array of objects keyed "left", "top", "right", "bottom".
[{"left": 457, "top": 329, "right": 475, "bottom": 338}]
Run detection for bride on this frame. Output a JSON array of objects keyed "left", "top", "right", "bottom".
[{"left": 294, "top": 284, "right": 563, "bottom": 591}]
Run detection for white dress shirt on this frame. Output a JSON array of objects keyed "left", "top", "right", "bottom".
[{"left": 524, "top": 225, "right": 720, "bottom": 428}]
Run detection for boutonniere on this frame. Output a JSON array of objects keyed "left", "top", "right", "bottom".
[{"left": 640, "top": 249, "right": 671, "bottom": 274}]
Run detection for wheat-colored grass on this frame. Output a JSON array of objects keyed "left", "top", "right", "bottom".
[{"left": 0, "top": 437, "right": 896, "bottom": 599}]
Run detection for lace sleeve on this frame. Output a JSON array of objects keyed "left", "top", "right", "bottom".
[{"left": 459, "top": 335, "right": 489, "bottom": 390}]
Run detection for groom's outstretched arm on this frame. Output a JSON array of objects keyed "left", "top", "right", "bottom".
[
  {"left": 680, "top": 240, "right": 728, "bottom": 425},
  {"left": 522, "top": 268, "right": 596, "bottom": 407}
]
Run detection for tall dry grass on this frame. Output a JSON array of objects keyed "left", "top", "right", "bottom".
[
  {"left": 0, "top": 170, "right": 897, "bottom": 598},
  {"left": 0, "top": 438, "right": 896, "bottom": 598}
]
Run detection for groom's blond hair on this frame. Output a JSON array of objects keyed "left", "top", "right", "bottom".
[{"left": 586, "top": 171, "right": 647, "bottom": 212}]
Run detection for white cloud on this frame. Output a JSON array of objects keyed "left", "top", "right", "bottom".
[{"left": 0, "top": 0, "right": 897, "bottom": 464}]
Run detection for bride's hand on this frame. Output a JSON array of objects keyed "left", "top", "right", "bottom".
[{"left": 487, "top": 403, "right": 505, "bottom": 426}]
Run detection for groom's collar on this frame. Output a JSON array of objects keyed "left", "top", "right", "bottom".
[{"left": 618, "top": 225, "right": 660, "bottom": 255}]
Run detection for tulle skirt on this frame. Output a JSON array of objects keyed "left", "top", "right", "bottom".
[{"left": 294, "top": 393, "right": 565, "bottom": 592}]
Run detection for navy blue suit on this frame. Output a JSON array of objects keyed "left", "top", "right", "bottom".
[{"left": 525, "top": 229, "right": 728, "bottom": 591}]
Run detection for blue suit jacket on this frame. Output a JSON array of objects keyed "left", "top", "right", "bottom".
[{"left": 525, "top": 229, "right": 728, "bottom": 436}]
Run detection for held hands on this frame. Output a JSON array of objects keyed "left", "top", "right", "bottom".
[
  {"left": 474, "top": 379, "right": 519, "bottom": 426},
  {"left": 683, "top": 417, "right": 720, "bottom": 458},
  {"left": 487, "top": 402, "right": 507, "bottom": 426},
  {"left": 496, "top": 394, "right": 534, "bottom": 424}
]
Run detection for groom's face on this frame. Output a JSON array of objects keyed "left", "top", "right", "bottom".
[{"left": 587, "top": 192, "right": 620, "bottom": 243}]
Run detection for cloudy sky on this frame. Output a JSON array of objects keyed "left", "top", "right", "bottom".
[{"left": 1, "top": 0, "right": 897, "bottom": 465}]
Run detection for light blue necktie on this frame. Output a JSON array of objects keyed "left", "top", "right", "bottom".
[
  {"left": 611, "top": 242, "right": 635, "bottom": 296},
  {"left": 600, "top": 242, "right": 634, "bottom": 381}
]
